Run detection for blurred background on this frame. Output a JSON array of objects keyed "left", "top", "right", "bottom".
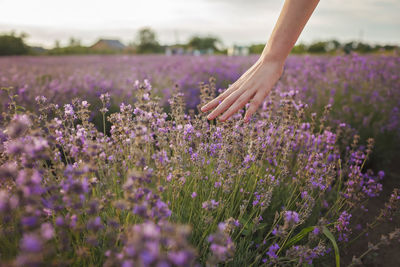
[{"left": 0, "top": 0, "right": 399, "bottom": 56}]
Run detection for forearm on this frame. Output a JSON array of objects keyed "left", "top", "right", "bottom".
[{"left": 261, "top": 0, "right": 320, "bottom": 63}]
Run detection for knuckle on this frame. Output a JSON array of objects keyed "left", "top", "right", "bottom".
[
  {"left": 250, "top": 101, "right": 258, "bottom": 109},
  {"left": 250, "top": 102, "right": 259, "bottom": 111}
]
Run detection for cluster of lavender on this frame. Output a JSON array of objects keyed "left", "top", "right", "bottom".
[
  {"left": 281, "top": 54, "right": 400, "bottom": 160},
  {"left": 0, "top": 55, "right": 253, "bottom": 111},
  {"left": 1, "top": 55, "right": 398, "bottom": 146},
  {"left": 1, "top": 76, "right": 398, "bottom": 266}
]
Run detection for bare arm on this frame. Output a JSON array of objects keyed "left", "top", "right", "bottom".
[{"left": 201, "top": 0, "right": 320, "bottom": 123}]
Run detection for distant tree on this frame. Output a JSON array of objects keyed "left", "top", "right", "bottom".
[
  {"left": 343, "top": 42, "right": 355, "bottom": 54},
  {"left": 307, "top": 41, "right": 327, "bottom": 53},
  {"left": 383, "top": 45, "right": 396, "bottom": 51},
  {"left": 136, "top": 27, "right": 162, "bottom": 54},
  {"left": 291, "top": 43, "right": 307, "bottom": 54},
  {"left": 69, "top": 37, "right": 81, "bottom": 47},
  {"left": 325, "top": 39, "right": 341, "bottom": 53},
  {"left": 249, "top": 44, "right": 265, "bottom": 54},
  {"left": 48, "top": 37, "right": 90, "bottom": 55},
  {"left": 355, "top": 42, "right": 373, "bottom": 53},
  {"left": 188, "top": 36, "right": 221, "bottom": 52},
  {"left": 54, "top": 40, "right": 61, "bottom": 49},
  {"left": 48, "top": 46, "right": 91, "bottom": 55},
  {"left": 0, "top": 32, "right": 29, "bottom": 56}
]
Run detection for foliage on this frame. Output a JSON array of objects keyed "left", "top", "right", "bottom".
[
  {"left": 249, "top": 44, "right": 265, "bottom": 54},
  {"left": 1, "top": 55, "right": 398, "bottom": 162},
  {"left": 0, "top": 33, "right": 30, "bottom": 56},
  {"left": 291, "top": 44, "right": 307, "bottom": 54},
  {"left": 1, "top": 78, "right": 397, "bottom": 266},
  {"left": 47, "top": 45, "right": 92, "bottom": 55},
  {"left": 0, "top": 54, "right": 399, "bottom": 265},
  {"left": 136, "top": 27, "right": 163, "bottom": 54},
  {"left": 307, "top": 42, "right": 327, "bottom": 54},
  {"left": 187, "top": 36, "right": 222, "bottom": 52}
]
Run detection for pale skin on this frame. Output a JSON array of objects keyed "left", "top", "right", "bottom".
[{"left": 200, "top": 0, "right": 320, "bottom": 123}]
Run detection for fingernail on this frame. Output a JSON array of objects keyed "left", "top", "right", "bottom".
[{"left": 207, "top": 115, "right": 212, "bottom": 120}]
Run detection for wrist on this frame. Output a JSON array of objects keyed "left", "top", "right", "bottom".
[
  {"left": 259, "top": 48, "right": 287, "bottom": 66},
  {"left": 258, "top": 50, "right": 286, "bottom": 75}
]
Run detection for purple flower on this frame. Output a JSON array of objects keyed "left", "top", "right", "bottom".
[
  {"left": 336, "top": 211, "right": 352, "bottom": 242},
  {"left": 151, "top": 150, "right": 170, "bottom": 165},
  {"left": 6, "top": 114, "right": 31, "bottom": 138},
  {"left": 21, "top": 216, "right": 38, "bottom": 228},
  {"left": 81, "top": 100, "right": 89, "bottom": 107},
  {"left": 64, "top": 104, "right": 75, "bottom": 117},
  {"left": 284, "top": 211, "right": 300, "bottom": 226},
  {"left": 41, "top": 223, "right": 55, "bottom": 240},
  {"left": 20, "top": 233, "right": 43, "bottom": 253},
  {"left": 266, "top": 243, "right": 280, "bottom": 259},
  {"left": 207, "top": 221, "right": 235, "bottom": 264},
  {"left": 87, "top": 216, "right": 103, "bottom": 232},
  {"left": 202, "top": 199, "right": 219, "bottom": 211},
  {"left": 122, "top": 260, "right": 134, "bottom": 267},
  {"left": 168, "top": 251, "right": 191, "bottom": 266},
  {"left": 140, "top": 250, "right": 155, "bottom": 265},
  {"left": 55, "top": 216, "right": 64, "bottom": 227},
  {"left": 312, "top": 227, "right": 320, "bottom": 235}
]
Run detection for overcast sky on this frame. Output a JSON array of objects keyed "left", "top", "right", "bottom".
[{"left": 0, "top": 0, "right": 399, "bottom": 48}]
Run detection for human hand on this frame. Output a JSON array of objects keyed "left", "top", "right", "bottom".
[{"left": 200, "top": 57, "right": 284, "bottom": 123}]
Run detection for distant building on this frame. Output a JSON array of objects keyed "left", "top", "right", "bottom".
[
  {"left": 227, "top": 45, "right": 249, "bottom": 56},
  {"left": 30, "top": 46, "right": 47, "bottom": 54},
  {"left": 91, "top": 39, "right": 126, "bottom": 52},
  {"left": 165, "top": 45, "right": 215, "bottom": 56},
  {"left": 187, "top": 48, "right": 214, "bottom": 56},
  {"left": 165, "top": 45, "right": 185, "bottom": 56}
]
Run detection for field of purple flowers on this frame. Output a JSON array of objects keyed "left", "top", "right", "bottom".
[{"left": 0, "top": 54, "right": 399, "bottom": 266}]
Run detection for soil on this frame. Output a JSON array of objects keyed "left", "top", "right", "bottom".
[{"left": 341, "top": 160, "right": 400, "bottom": 266}]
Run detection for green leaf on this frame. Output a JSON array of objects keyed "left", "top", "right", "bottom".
[
  {"left": 256, "top": 223, "right": 268, "bottom": 230},
  {"left": 322, "top": 226, "right": 340, "bottom": 267},
  {"left": 241, "top": 228, "right": 251, "bottom": 236},
  {"left": 284, "top": 226, "right": 315, "bottom": 249}
]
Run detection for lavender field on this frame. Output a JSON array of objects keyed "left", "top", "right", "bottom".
[{"left": 0, "top": 54, "right": 399, "bottom": 266}]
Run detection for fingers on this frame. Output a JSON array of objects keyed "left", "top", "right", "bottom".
[
  {"left": 244, "top": 88, "right": 270, "bottom": 123},
  {"left": 206, "top": 83, "right": 249, "bottom": 120},
  {"left": 201, "top": 60, "right": 267, "bottom": 121},
  {"left": 219, "top": 87, "right": 257, "bottom": 122},
  {"left": 200, "top": 82, "right": 239, "bottom": 112},
  {"left": 201, "top": 60, "right": 263, "bottom": 113}
]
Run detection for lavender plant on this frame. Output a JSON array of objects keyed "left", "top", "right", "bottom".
[
  {"left": 1, "top": 54, "right": 398, "bottom": 166},
  {"left": 1, "top": 77, "right": 397, "bottom": 266}
]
